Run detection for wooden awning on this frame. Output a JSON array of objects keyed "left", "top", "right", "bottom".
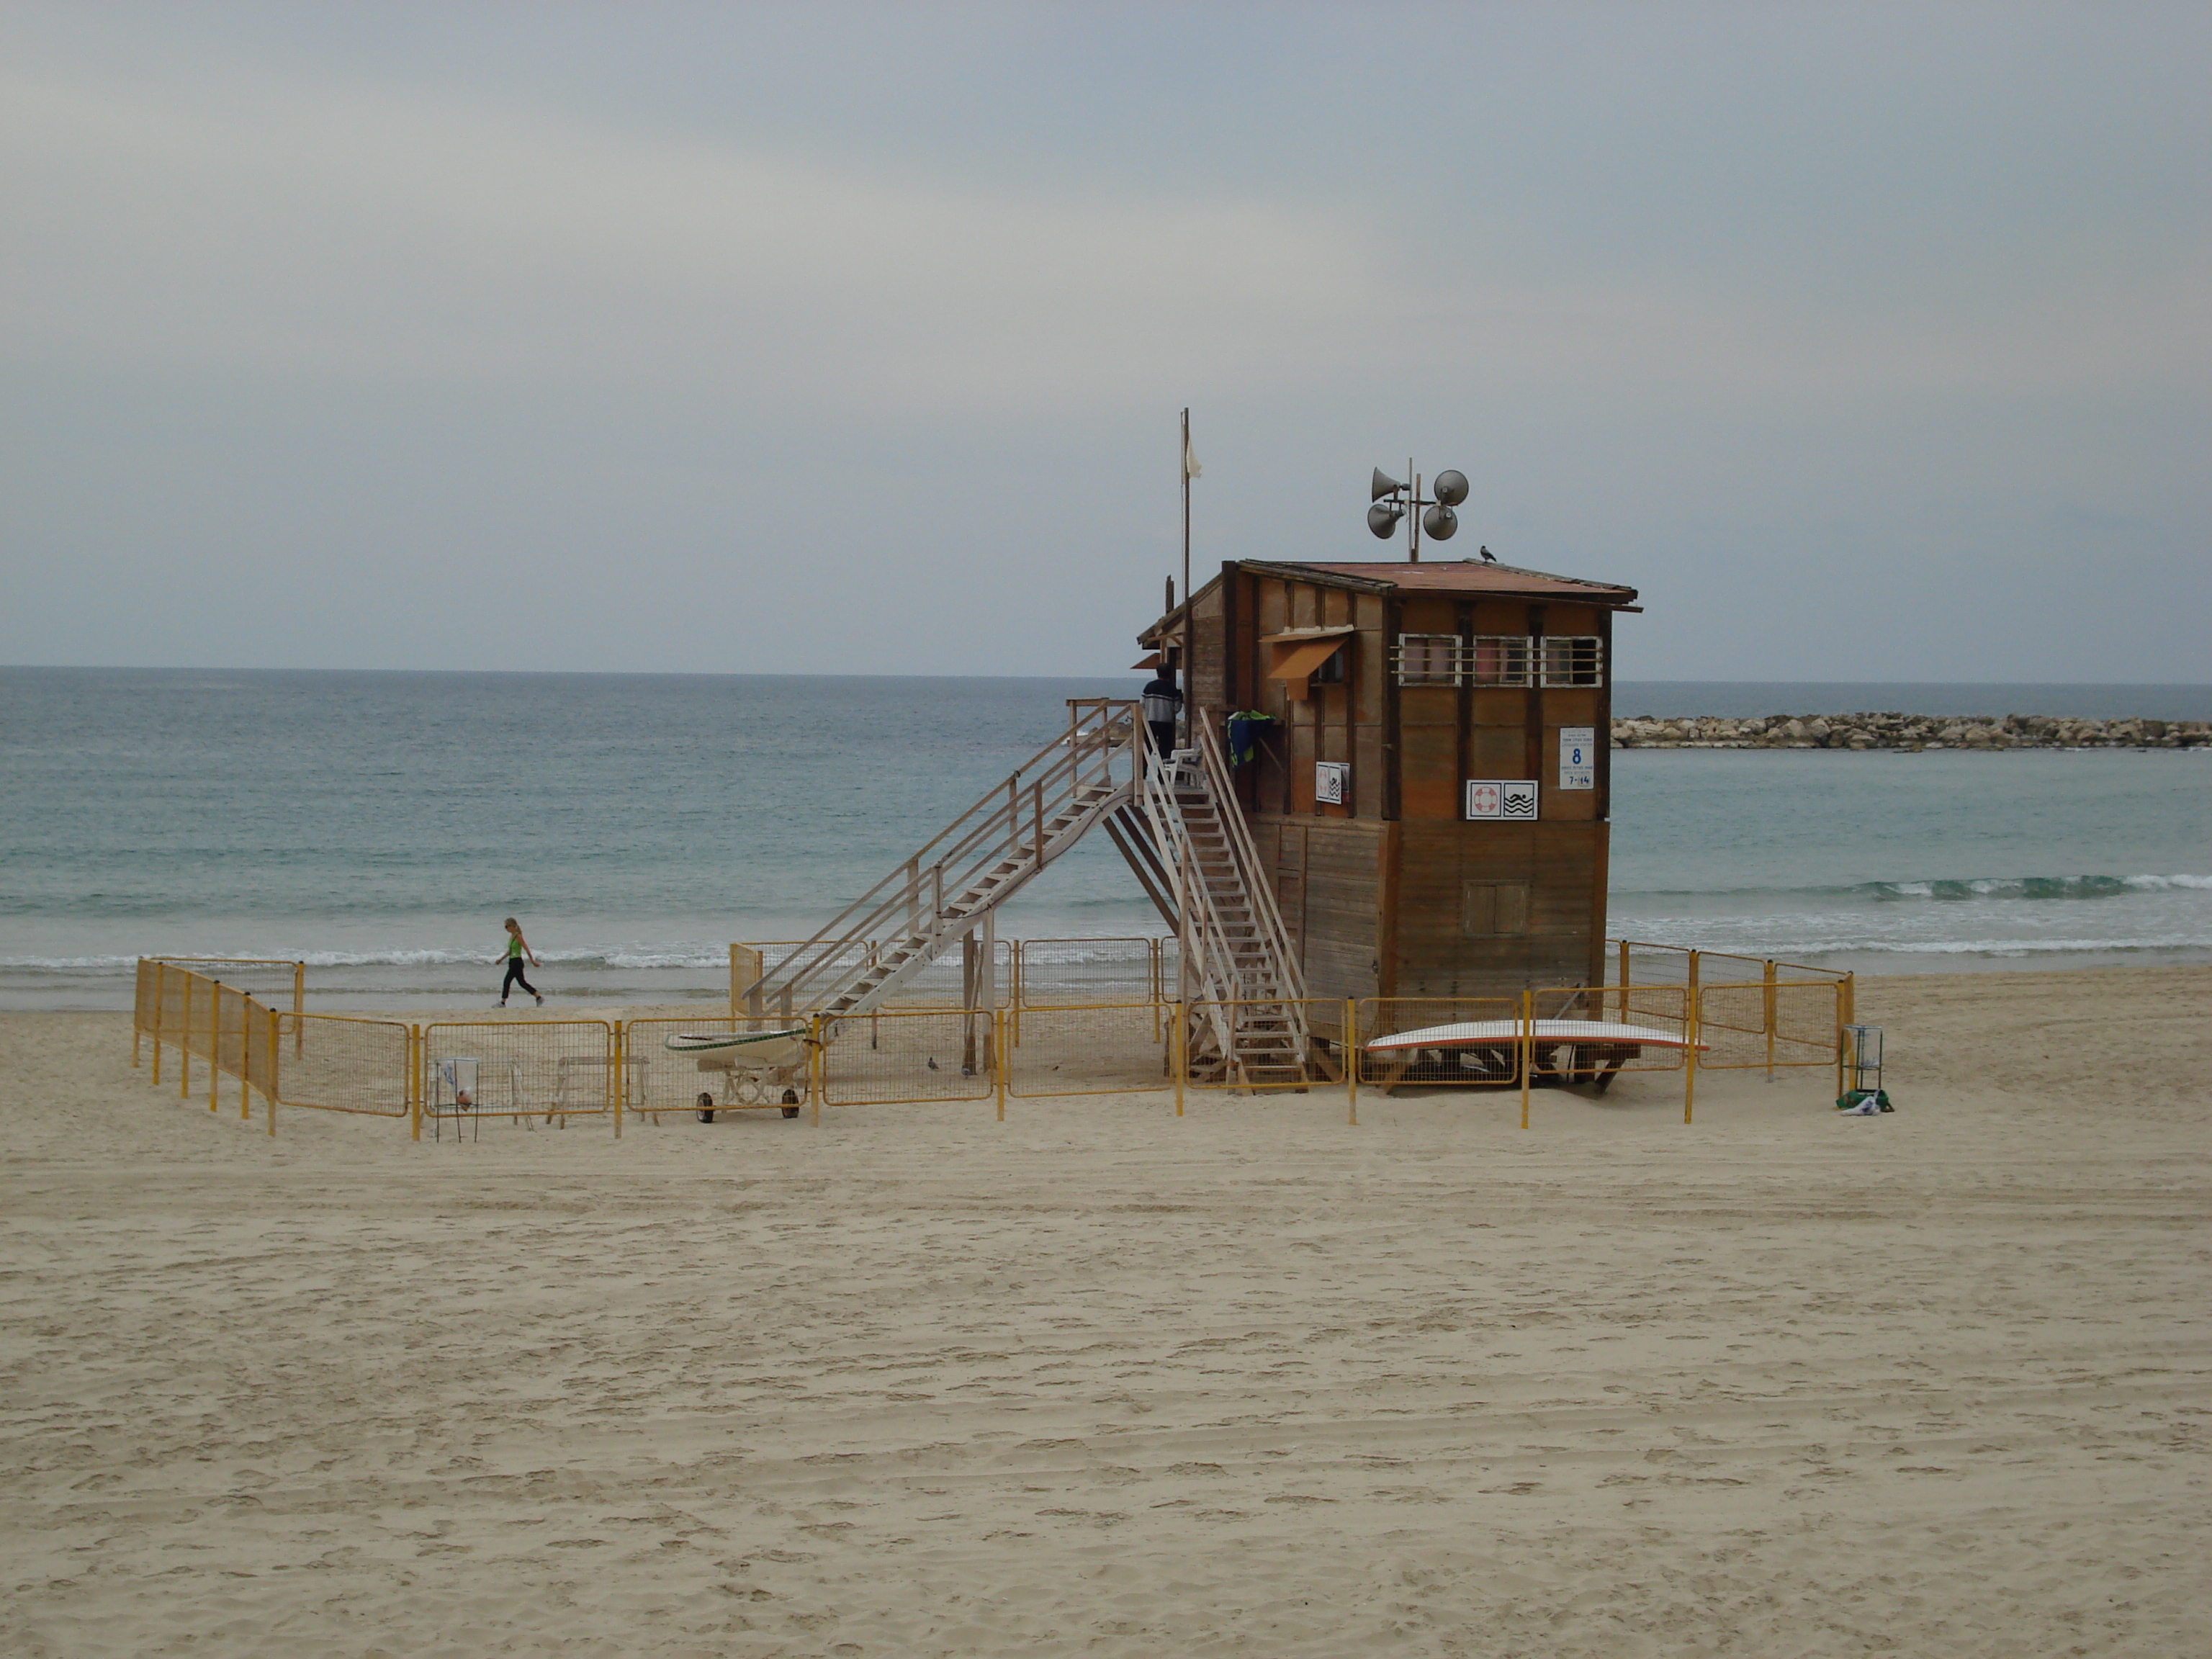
[{"left": 1267, "top": 637, "right": 1346, "bottom": 701}]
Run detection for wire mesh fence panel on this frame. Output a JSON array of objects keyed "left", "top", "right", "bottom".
[
  {"left": 1012, "top": 940, "right": 1161, "bottom": 1008},
  {"left": 1772, "top": 980, "right": 1842, "bottom": 1060},
  {"left": 1771, "top": 958, "right": 1851, "bottom": 986},
  {"left": 148, "top": 957, "right": 302, "bottom": 1010},
  {"left": 1696, "top": 981, "right": 1840, "bottom": 1069},
  {"left": 818, "top": 1010, "right": 996, "bottom": 1106},
  {"left": 243, "top": 999, "right": 279, "bottom": 1101},
  {"left": 419, "top": 1021, "right": 617, "bottom": 1133},
  {"left": 1180, "top": 999, "right": 1347, "bottom": 1092},
  {"left": 1609, "top": 940, "right": 1696, "bottom": 986},
  {"left": 181, "top": 970, "right": 222, "bottom": 1067},
  {"left": 213, "top": 982, "right": 252, "bottom": 1080},
  {"left": 621, "top": 1015, "right": 809, "bottom": 1123},
  {"left": 741, "top": 943, "right": 878, "bottom": 1015},
  {"left": 1004, "top": 1003, "right": 1170, "bottom": 1097},
  {"left": 1690, "top": 982, "right": 1772, "bottom": 1069},
  {"left": 1356, "top": 997, "right": 1524, "bottom": 1089},
  {"left": 882, "top": 940, "right": 1010, "bottom": 1010},
  {"left": 274, "top": 1013, "right": 413, "bottom": 1117},
  {"left": 134, "top": 959, "right": 158, "bottom": 1035},
  {"left": 1696, "top": 950, "right": 1772, "bottom": 985}
]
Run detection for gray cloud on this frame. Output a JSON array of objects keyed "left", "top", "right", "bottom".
[{"left": 2, "top": 2, "right": 2206, "bottom": 680}]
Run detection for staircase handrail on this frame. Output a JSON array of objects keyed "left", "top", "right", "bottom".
[
  {"left": 750, "top": 699, "right": 1140, "bottom": 1013},
  {"left": 1191, "top": 710, "right": 1308, "bottom": 1002},
  {"left": 1136, "top": 739, "right": 1239, "bottom": 1066}
]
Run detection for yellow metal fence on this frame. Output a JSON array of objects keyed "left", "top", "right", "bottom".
[{"left": 132, "top": 953, "right": 1850, "bottom": 1138}]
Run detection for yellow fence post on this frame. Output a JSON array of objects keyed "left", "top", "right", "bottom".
[
  {"left": 409, "top": 1025, "right": 422, "bottom": 1142},
  {"left": 1172, "top": 1003, "right": 1185, "bottom": 1118},
  {"left": 809, "top": 1015, "right": 823, "bottom": 1128},
  {"left": 267, "top": 1004, "right": 279, "bottom": 1136},
  {"left": 150, "top": 963, "right": 165, "bottom": 1087},
  {"left": 612, "top": 1022, "right": 624, "bottom": 1140},
  {"left": 1344, "top": 997, "right": 1359, "bottom": 1126},
  {"left": 293, "top": 961, "right": 305, "bottom": 1057},
  {"left": 208, "top": 984, "right": 221, "bottom": 1113},
  {"left": 179, "top": 973, "right": 192, "bottom": 1099},
  {"left": 994, "top": 1008, "right": 1007, "bottom": 1122},
  {"left": 1836, "top": 974, "right": 1855, "bottom": 1101},
  {"left": 1684, "top": 986, "right": 1699, "bottom": 1125},
  {"left": 240, "top": 992, "right": 253, "bottom": 1120},
  {"left": 1519, "top": 989, "right": 1532, "bottom": 1130},
  {"left": 1617, "top": 938, "right": 1630, "bottom": 1020},
  {"left": 1763, "top": 959, "right": 1777, "bottom": 1080}
]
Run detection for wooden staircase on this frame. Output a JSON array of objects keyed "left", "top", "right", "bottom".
[
  {"left": 745, "top": 701, "right": 1140, "bottom": 1022},
  {"left": 1130, "top": 714, "right": 1313, "bottom": 1087},
  {"left": 748, "top": 701, "right": 1316, "bottom": 1092}
]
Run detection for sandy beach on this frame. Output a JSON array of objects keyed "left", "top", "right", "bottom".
[{"left": 2, "top": 968, "right": 2206, "bottom": 1655}]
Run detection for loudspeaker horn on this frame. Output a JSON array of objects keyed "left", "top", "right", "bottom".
[
  {"left": 1367, "top": 501, "right": 1405, "bottom": 539},
  {"left": 1370, "top": 467, "right": 1406, "bottom": 500},
  {"left": 1422, "top": 503, "right": 1458, "bottom": 541},
  {"left": 1432, "top": 469, "right": 1469, "bottom": 507}
]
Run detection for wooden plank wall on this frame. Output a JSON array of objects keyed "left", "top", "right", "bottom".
[{"left": 1207, "top": 567, "right": 1615, "bottom": 1000}]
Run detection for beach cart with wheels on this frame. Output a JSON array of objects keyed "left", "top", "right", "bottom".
[{"left": 662, "top": 1028, "right": 810, "bottom": 1121}]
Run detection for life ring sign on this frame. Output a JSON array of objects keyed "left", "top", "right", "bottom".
[{"left": 1464, "top": 779, "right": 1538, "bottom": 820}]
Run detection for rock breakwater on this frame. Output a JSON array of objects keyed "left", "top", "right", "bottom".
[{"left": 1610, "top": 713, "right": 2211, "bottom": 750}]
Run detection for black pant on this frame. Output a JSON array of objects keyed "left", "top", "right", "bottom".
[
  {"left": 1148, "top": 720, "right": 1178, "bottom": 756},
  {"left": 501, "top": 958, "right": 537, "bottom": 1000}
]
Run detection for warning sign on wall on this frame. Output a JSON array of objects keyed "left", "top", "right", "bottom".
[
  {"left": 1314, "top": 761, "right": 1349, "bottom": 806},
  {"left": 1558, "top": 726, "right": 1596, "bottom": 790},
  {"left": 1465, "top": 779, "right": 1539, "bottom": 820}
]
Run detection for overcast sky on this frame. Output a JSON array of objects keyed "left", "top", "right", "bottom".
[{"left": 3, "top": 2, "right": 2206, "bottom": 680}]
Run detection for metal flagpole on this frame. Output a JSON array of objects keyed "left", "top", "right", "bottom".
[{"left": 1181, "top": 408, "right": 1192, "bottom": 747}]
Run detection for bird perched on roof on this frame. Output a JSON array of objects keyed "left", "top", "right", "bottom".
[{"left": 1479, "top": 544, "right": 1496, "bottom": 562}]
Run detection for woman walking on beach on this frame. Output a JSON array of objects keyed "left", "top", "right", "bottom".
[{"left": 497, "top": 917, "right": 544, "bottom": 1007}]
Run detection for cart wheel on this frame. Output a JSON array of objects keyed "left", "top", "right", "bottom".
[
  {"left": 696, "top": 1090, "right": 716, "bottom": 1125},
  {"left": 781, "top": 1088, "right": 801, "bottom": 1119}
]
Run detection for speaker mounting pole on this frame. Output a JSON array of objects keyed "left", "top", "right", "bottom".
[{"left": 1365, "top": 461, "right": 1470, "bottom": 559}]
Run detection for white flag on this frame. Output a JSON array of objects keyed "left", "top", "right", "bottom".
[{"left": 1183, "top": 436, "right": 1201, "bottom": 480}]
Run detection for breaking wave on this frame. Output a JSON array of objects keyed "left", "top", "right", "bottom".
[{"left": 1865, "top": 873, "right": 2212, "bottom": 901}]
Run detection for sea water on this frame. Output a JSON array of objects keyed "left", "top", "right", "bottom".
[{"left": 3, "top": 667, "right": 2207, "bottom": 1010}]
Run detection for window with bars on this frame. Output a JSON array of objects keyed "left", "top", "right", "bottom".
[
  {"left": 1470, "top": 637, "right": 1532, "bottom": 686},
  {"left": 1393, "top": 634, "right": 1460, "bottom": 685},
  {"left": 1391, "top": 634, "right": 1547, "bottom": 687},
  {"left": 1540, "top": 636, "right": 1604, "bottom": 686}
]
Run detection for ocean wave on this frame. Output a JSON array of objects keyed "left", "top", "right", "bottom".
[
  {"left": 0, "top": 945, "right": 734, "bottom": 973},
  {"left": 1866, "top": 873, "right": 2212, "bottom": 901},
  {"left": 1614, "top": 873, "right": 2212, "bottom": 902},
  {"left": 0, "top": 938, "right": 1172, "bottom": 976},
  {"left": 1802, "top": 937, "right": 2212, "bottom": 957}
]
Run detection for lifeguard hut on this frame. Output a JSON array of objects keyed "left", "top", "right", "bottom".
[
  {"left": 744, "top": 535, "right": 1635, "bottom": 1082},
  {"left": 1136, "top": 554, "right": 1639, "bottom": 1002}
]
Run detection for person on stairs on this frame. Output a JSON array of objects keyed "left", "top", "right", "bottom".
[{"left": 1141, "top": 662, "right": 1184, "bottom": 757}]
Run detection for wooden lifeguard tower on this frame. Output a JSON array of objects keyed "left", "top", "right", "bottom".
[
  {"left": 745, "top": 544, "right": 1637, "bottom": 1084},
  {"left": 1136, "top": 557, "right": 1640, "bottom": 1002}
]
